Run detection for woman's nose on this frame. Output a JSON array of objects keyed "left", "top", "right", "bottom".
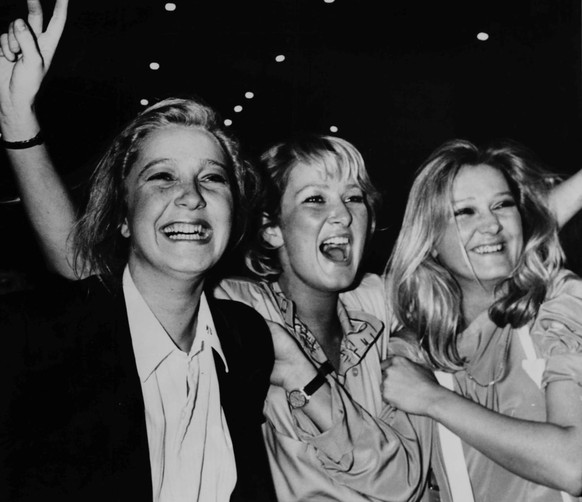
[
  {"left": 328, "top": 200, "right": 352, "bottom": 225},
  {"left": 175, "top": 181, "right": 206, "bottom": 209},
  {"left": 478, "top": 210, "right": 502, "bottom": 234}
]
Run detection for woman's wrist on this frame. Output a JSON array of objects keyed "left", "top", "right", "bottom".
[
  {"left": 282, "top": 365, "right": 318, "bottom": 392},
  {"left": 425, "top": 385, "right": 460, "bottom": 420},
  {"left": 0, "top": 106, "right": 40, "bottom": 143},
  {"left": 0, "top": 130, "right": 44, "bottom": 149}
]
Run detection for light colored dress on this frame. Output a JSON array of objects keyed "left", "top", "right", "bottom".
[
  {"left": 214, "top": 273, "right": 436, "bottom": 502},
  {"left": 395, "top": 269, "right": 582, "bottom": 502}
]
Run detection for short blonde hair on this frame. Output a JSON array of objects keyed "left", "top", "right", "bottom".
[
  {"left": 245, "top": 134, "right": 382, "bottom": 277},
  {"left": 72, "top": 97, "right": 260, "bottom": 279}
]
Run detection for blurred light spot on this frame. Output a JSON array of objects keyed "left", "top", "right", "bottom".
[
  {"left": 224, "top": 119, "right": 233, "bottom": 126},
  {"left": 329, "top": 125, "right": 338, "bottom": 133},
  {"left": 324, "top": 0, "right": 335, "bottom": 3},
  {"left": 140, "top": 99, "right": 149, "bottom": 106},
  {"left": 164, "top": 3, "right": 176, "bottom": 11},
  {"left": 245, "top": 91, "right": 254, "bottom": 99},
  {"left": 234, "top": 105, "right": 243, "bottom": 113},
  {"left": 275, "top": 54, "right": 286, "bottom": 63},
  {"left": 149, "top": 62, "right": 160, "bottom": 70},
  {"left": 477, "top": 32, "right": 489, "bottom": 41}
]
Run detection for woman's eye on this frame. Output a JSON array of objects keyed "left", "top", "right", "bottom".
[
  {"left": 454, "top": 207, "right": 474, "bottom": 217},
  {"left": 147, "top": 172, "right": 174, "bottom": 182},
  {"left": 346, "top": 194, "right": 365, "bottom": 203},
  {"left": 304, "top": 195, "right": 325, "bottom": 203},
  {"left": 494, "top": 199, "right": 516, "bottom": 210},
  {"left": 201, "top": 173, "right": 228, "bottom": 184}
]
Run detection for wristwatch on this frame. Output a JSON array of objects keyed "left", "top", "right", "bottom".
[{"left": 287, "top": 361, "right": 334, "bottom": 409}]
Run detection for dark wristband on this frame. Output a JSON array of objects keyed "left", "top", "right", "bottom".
[
  {"left": 0, "top": 131, "right": 44, "bottom": 150},
  {"left": 303, "top": 360, "right": 334, "bottom": 396}
]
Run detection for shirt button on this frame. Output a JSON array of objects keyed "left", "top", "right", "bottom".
[{"left": 352, "top": 368, "right": 359, "bottom": 377}]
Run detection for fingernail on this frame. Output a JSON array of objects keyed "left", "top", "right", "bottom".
[{"left": 15, "top": 19, "right": 26, "bottom": 31}]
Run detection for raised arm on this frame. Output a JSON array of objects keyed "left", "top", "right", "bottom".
[
  {"left": 548, "top": 168, "right": 582, "bottom": 228},
  {"left": 0, "top": 0, "right": 79, "bottom": 279}
]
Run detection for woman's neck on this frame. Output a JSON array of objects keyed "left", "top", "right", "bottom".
[
  {"left": 128, "top": 263, "right": 205, "bottom": 352},
  {"left": 460, "top": 280, "right": 497, "bottom": 325},
  {"left": 277, "top": 276, "right": 343, "bottom": 369}
]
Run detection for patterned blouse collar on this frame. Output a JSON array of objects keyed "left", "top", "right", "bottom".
[{"left": 268, "top": 280, "right": 384, "bottom": 374}]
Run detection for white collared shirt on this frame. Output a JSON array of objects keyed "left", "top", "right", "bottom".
[{"left": 123, "top": 267, "right": 237, "bottom": 502}]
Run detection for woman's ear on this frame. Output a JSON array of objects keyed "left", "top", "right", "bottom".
[
  {"left": 261, "top": 213, "right": 284, "bottom": 248},
  {"left": 120, "top": 218, "right": 131, "bottom": 238}
]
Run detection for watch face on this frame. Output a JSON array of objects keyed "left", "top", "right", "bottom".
[{"left": 288, "top": 389, "right": 308, "bottom": 409}]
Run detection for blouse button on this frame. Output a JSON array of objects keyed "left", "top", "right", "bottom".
[{"left": 352, "top": 368, "right": 359, "bottom": 377}]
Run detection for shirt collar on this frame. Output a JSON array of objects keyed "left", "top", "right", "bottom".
[
  {"left": 122, "top": 267, "right": 228, "bottom": 383},
  {"left": 268, "top": 280, "right": 384, "bottom": 372},
  {"left": 196, "top": 289, "right": 229, "bottom": 372}
]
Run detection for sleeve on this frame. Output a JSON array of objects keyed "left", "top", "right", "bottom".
[
  {"left": 388, "top": 332, "right": 432, "bottom": 366},
  {"left": 530, "top": 271, "right": 582, "bottom": 388},
  {"left": 340, "top": 273, "right": 394, "bottom": 329},
  {"left": 213, "top": 277, "right": 285, "bottom": 324},
  {"left": 273, "top": 375, "right": 432, "bottom": 501},
  {"left": 341, "top": 273, "right": 400, "bottom": 363}
]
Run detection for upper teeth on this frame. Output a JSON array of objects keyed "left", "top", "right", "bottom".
[
  {"left": 474, "top": 244, "right": 503, "bottom": 254},
  {"left": 163, "top": 223, "right": 207, "bottom": 239},
  {"left": 164, "top": 223, "right": 202, "bottom": 233},
  {"left": 322, "top": 236, "right": 349, "bottom": 246}
]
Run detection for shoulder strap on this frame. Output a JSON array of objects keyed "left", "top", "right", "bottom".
[
  {"left": 434, "top": 370, "right": 475, "bottom": 502},
  {"left": 517, "top": 325, "right": 537, "bottom": 360}
]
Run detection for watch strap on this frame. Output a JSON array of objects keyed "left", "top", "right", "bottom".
[{"left": 303, "top": 360, "right": 334, "bottom": 397}]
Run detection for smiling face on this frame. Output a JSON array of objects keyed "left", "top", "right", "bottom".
[
  {"left": 435, "top": 163, "right": 523, "bottom": 294},
  {"left": 266, "top": 161, "right": 369, "bottom": 296},
  {"left": 120, "top": 125, "right": 234, "bottom": 284}
]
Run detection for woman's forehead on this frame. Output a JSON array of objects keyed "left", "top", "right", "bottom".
[
  {"left": 288, "top": 157, "right": 361, "bottom": 185},
  {"left": 452, "top": 164, "right": 510, "bottom": 195}
]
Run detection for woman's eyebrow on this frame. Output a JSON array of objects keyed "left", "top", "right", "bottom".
[
  {"left": 136, "top": 157, "right": 228, "bottom": 178},
  {"left": 205, "top": 159, "right": 228, "bottom": 169},
  {"left": 453, "top": 190, "right": 513, "bottom": 204},
  {"left": 136, "top": 158, "right": 172, "bottom": 178}
]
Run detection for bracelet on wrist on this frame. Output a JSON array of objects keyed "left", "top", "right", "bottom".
[{"left": 0, "top": 130, "right": 44, "bottom": 150}]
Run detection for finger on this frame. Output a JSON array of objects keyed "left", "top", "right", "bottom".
[
  {"left": 26, "top": 0, "right": 43, "bottom": 36},
  {"left": 45, "top": 0, "right": 69, "bottom": 40},
  {"left": 0, "top": 33, "right": 16, "bottom": 62},
  {"left": 13, "top": 19, "right": 42, "bottom": 66},
  {"left": 380, "top": 355, "right": 394, "bottom": 371},
  {"left": 390, "top": 355, "right": 410, "bottom": 367},
  {"left": 8, "top": 21, "right": 22, "bottom": 55}
]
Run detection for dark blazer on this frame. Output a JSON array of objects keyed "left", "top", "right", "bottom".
[{"left": 0, "top": 275, "right": 276, "bottom": 501}]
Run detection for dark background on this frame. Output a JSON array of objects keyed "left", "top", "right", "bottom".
[{"left": 1, "top": 0, "right": 581, "bottom": 289}]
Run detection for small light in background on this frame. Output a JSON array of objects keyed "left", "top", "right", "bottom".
[
  {"left": 224, "top": 119, "right": 233, "bottom": 127},
  {"left": 140, "top": 99, "right": 149, "bottom": 106},
  {"left": 165, "top": 3, "right": 177, "bottom": 11},
  {"left": 329, "top": 125, "right": 339, "bottom": 133},
  {"left": 477, "top": 32, "right": 489, "bottom": 41},
  {"left": 324, "top": 0, "right": 335, "bottom": 3},
  {"left": 275, "top": 54, "right": 286, "bottom": 63},
  {"left": 245, "top": 91, "right": 254, "bottom": 99},
  {"left": 149, "top": 62, "right": 160, "bottom": 70},
  {"left": 234, "top": 105, "right": 243, "bottom": 113}
]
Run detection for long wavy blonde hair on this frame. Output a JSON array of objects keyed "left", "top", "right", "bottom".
[{"left": 385, "top": 139, "right": 564, "bottom": 371}]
